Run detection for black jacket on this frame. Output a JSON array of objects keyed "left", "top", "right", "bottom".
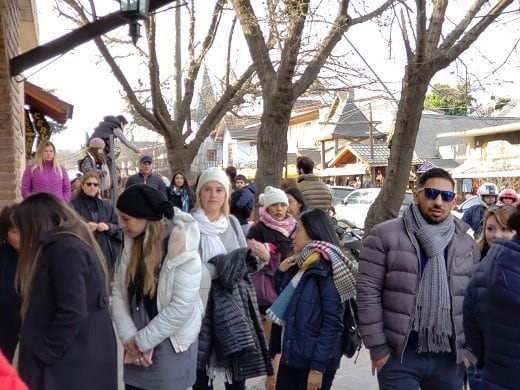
[
  {"left": 197, "top": 248, "right": 273, "bottom": 381},
  {"left": 247, "top": 221, "right": 293, "bottom": 260},
  {"left": 18, "top": 232, "right": 117, "bottom": 390},
  {"left": 0, "top": 242, "right": 21, "bottom": 362},
  {"left": 70, "top": 194, "right": 122, "bottom": 269}
]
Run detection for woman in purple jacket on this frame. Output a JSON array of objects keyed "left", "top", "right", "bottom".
[{"left": 21, "top": 140, "right": 70, "bottom": 202}]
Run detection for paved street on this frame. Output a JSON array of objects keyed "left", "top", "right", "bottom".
[{"left": 117, "top": 341, "right": 378, "bottom": 389}]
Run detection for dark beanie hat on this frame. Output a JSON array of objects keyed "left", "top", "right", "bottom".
[
  {"left": 285, "top": 187, "right": 308, "bottom": 210},
  {"left": 117, "top": 184, "right": 174, "bottom": 221}
]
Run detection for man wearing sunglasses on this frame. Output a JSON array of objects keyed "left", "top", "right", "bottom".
[{"left": 356, "top": 168, "right": 480, "bottom": 390}]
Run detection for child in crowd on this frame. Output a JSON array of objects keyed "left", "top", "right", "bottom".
[
  {"left": 230, "top": 174, "right": 256, "bottom": 235},
  {"left": 246, "top": 186, "right": 296, "bottom": 390}
]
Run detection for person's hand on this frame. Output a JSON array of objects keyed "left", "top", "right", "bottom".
[
  {"left": 307, "top": 369, "right": 323, "bottom": 390},
  {"left": 87, "top": 222, "right": 98, "bottom": 232},
  {"left": 463, "top": 357, "right": 471, "bottom": 369},
  {"left": 279, "top": 254, "right": 297, "bottom": 272},
  {"left": 371, "top": 354, "right": 390, "bottom": 375},
  {"left": 247, "top": 239, "right": 270, "bottom": 262},
  {"left": 123, "top": 338, "right": 153, "bottom": 367},
  {"left": 96, "top": 222, "right": 109, "bottom": 232}
]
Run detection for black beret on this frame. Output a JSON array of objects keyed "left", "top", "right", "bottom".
[{"left": 117, "top": 184, "right": 174, "bottom": 221}]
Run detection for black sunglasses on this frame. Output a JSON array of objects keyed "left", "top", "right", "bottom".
[
  {"left": 85, "top": 182, "right": 99, "bottom": 187},
  {"left": 418, "top": 188, "right": 456, "bottom": 202}
]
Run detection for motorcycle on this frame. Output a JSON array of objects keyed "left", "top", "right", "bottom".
[{"left": 334, "top": 218, "right": 364, "bottom": 260}]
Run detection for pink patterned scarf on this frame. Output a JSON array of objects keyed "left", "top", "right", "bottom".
[{"left": 259, "top": 207, "right": 296, "bottom": 237}]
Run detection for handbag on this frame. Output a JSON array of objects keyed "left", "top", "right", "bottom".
[
  {"left": 251, "top": 271, "right": 277, "bottom": 307},
  {"left": 251, "top": 251, "right": 280, "bottom": 307},
  {"left": 342, "top": 297, "right": 362, "bottom": 358}
]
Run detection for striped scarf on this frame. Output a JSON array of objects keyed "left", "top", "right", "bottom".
[{"left": 266, "top": 240, "right": 357, "bottom": 326}]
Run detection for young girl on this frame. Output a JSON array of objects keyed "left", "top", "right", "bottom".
[{"left": 246, "top": 186, "right": 296, "bottom": 390}]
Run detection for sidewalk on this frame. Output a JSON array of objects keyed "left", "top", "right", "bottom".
[{"left": 117, "top": 342, "right": 378, "bottom": 389}]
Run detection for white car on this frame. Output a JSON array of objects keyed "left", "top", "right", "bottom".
[
  {"left": 334, "top": 188, "right": 413, "bottom": 228},
  {"left": 452, "top": 195, "right": 480, "bottom": 219}
]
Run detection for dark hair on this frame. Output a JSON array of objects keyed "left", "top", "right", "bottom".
[
  {"left": 225, "top": 166, "right": 237, "bottom": 181},
  {"left": 285, "top": 187, "right": 308, "bottom": 213},
  {"left": 235, "top": 174, "right": 247, "bottom": 182},
  {"left": 0, "top": 204, "right": 18, "bottom": 242},
  {"left": 507, "top": 205, "right": 520, "bottom": 232},
  {"left": 417, "top": 168, "right": 454, "bottom": 189},
  {"left": 171, "top": 171, "right": 191, "bottom": 190},
  {"left": 299, "top": 209, "right": 338, "bottom": 245},
  {"left": 117, "top": 115, "right": 128, "bottom": 125},
  {"left": 296, "top": 156, "right": 314, "bottom": 174}
]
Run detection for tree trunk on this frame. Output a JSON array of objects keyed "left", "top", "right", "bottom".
[
  {"left": 254, "top": 93, "right": 294, "bottom": 197},
  {"left": 364, "top": 64, "right": 432, "bottom": 233}
]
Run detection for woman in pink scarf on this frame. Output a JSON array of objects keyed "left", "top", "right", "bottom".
[{"left": 246, "top": 186, "right": 296, "bottom": 390}]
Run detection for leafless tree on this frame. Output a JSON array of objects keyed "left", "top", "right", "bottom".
[
  {"left": 364, "top": 0, "right": 516, "bottom": 232},
  {"left": 57, "top": 0, "right": 255, "bottom": 174},
  {"left": 229, "top": 0, "right": 397, "bottom": 194}
]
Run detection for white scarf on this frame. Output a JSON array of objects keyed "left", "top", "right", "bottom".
[{"left": 192, "top": 208, "right": 228, "bottom": 263}]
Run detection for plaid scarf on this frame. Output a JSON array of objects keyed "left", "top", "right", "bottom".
[{"left": 266, "top": 240, "right": 357, "bottom": 326}]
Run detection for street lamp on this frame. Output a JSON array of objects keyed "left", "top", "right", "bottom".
[{"left": 119, "top": 0, "right": 150, "bottom": 45}]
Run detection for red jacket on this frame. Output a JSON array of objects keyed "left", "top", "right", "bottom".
[{"left": 0, "top": 351, "right": 28, "bottom": 390}]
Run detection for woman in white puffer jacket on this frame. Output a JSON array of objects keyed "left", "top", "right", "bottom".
[{"left": 111, "top": 184, "right": 203, "bottom": 390}]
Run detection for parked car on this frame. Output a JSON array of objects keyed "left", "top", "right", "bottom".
[
  {"left": 452, "top": 195, "right": 480, "bottom": 219},
  {"left": 328, "top": 185, "right": 355, "bottom": 206},
  {"left": 334, "top": 188, "right": 413, "bottom": 228}
]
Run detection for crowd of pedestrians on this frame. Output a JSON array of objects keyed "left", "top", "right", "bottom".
[{"left": 3, "top": 134, "right": 520, "bottom": 390}]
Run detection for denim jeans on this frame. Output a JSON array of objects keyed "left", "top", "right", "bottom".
[
  {"left": 377, "top": 350, "right": 464, "bottom": 390},
  {"left": 466, "top": 366, "right": 484, "bottom": 390},
  {"left": 276, "top": 365, "right": 337, "bottom": 390}
]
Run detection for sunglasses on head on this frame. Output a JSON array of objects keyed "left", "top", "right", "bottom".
[
  {"left": 85, "top": 182, "right": 99, "bottom": 187},
  {"left": 418, "top": 187, "right": 456, "bottom": 202}
]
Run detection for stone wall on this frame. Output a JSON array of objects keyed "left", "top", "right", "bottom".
[{"left": 0, "top": 1, "right": 25, "bottom": 207}]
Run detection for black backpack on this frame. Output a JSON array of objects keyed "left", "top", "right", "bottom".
[{"left": 342, "top": 298, "right": 362, "bottom": 358}]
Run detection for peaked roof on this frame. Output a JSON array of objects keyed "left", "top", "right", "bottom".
[
  {"left": 329, "top": 142, "right": 423, "bottom": 167},
  {"left": 323, "top": 92, "right": 385, "bottom": 140}
]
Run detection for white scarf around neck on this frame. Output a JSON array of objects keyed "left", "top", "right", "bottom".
[{"left": 192, "top": 208, "right": 229, "bottom": 263}]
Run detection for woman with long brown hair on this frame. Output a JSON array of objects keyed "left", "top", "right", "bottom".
[{"left": 13, "top": 192, "right": 117, "bottom": 390}]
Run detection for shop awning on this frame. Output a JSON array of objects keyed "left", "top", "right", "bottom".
[{"left": 25, "top": 81, "right": 73, "bottom": 124}]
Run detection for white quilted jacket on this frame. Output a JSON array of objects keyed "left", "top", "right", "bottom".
[{"left": 111, "top": 209, "right": 203, "bottom": 353}]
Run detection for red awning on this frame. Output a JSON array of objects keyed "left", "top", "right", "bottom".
[{"left": 24, "top": 81, "right": 73, "bottom": 124}]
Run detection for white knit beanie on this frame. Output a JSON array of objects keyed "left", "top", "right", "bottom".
[
  {"left": 196, "top": 167, "right": 230, "bottom": 197},
  {"left": 263, "top": 186, "right": 288, "bottom": 208}
]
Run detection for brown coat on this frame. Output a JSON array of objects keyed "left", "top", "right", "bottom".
[
  {"left": 356, "top": 207, "right": 480, "bottom": 364},
  {"left": 297, "top": 174, "right": 331, "bottom": 212}
]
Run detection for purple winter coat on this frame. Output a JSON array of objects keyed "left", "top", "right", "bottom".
[{"left": 21, "top": 161, "right": 71, "bottom": 202}]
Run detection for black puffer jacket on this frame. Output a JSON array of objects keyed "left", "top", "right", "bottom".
[{"left": 197, "top": 248, "right": 273, "bottom": 381}]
